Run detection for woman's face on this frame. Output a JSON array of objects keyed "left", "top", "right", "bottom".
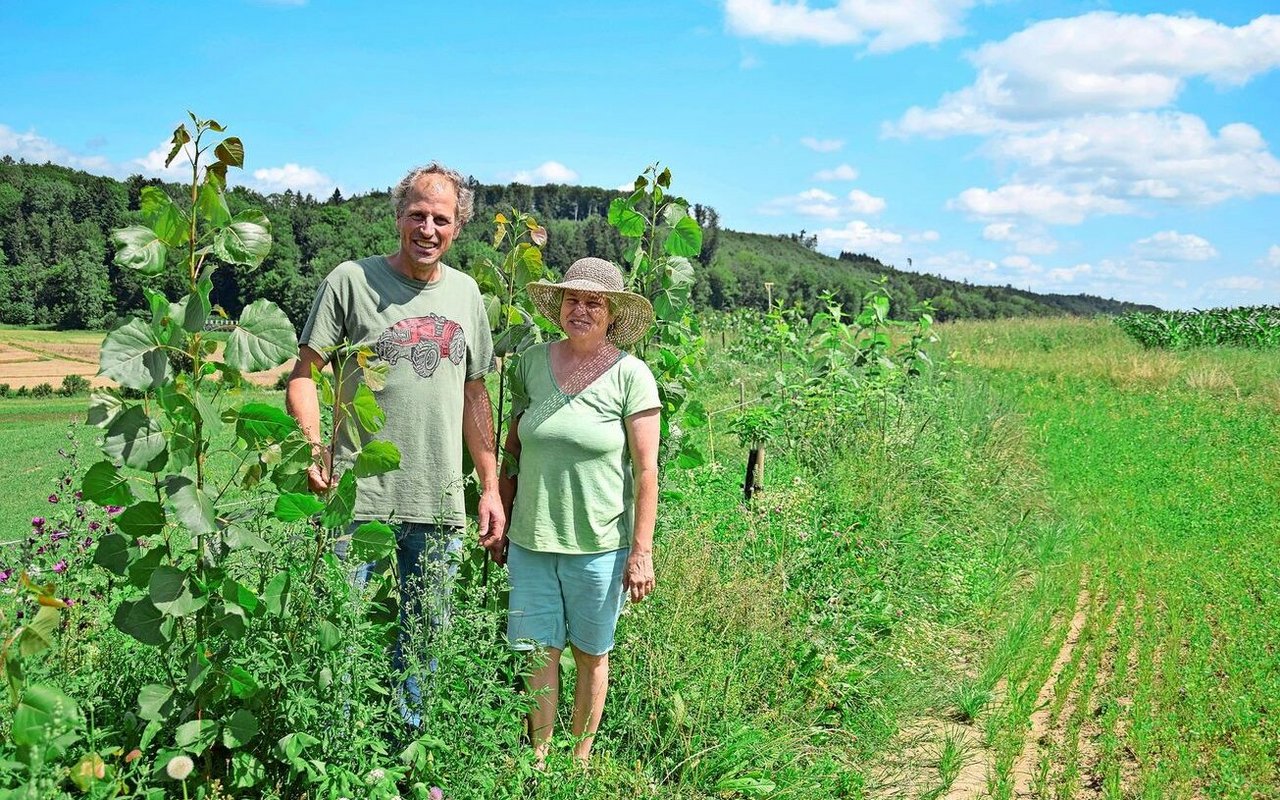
[{"left": 560, "top": 290, "right": 613, "bottom": 343}]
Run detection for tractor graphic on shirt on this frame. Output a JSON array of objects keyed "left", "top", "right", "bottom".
[{"left": 374, "top": 314, "right": 466, "bottom": 378}]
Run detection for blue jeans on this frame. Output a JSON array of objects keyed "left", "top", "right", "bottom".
[{"left": 337, "top": 521, "right": 462, "bottom": 726}]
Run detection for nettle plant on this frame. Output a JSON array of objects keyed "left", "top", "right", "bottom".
[
  {"left": 3, "top": 115, "right": 404, "bottom": 796},
  {"left": 607, "top": 164, "right": 708, "bottom": 469}
]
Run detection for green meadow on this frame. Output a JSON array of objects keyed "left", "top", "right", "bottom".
[{"left": 2, "top": 316, "right": 1277, "bottom": 798}]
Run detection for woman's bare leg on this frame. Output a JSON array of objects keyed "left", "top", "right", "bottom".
[
  {"left": 569, "top": 646, "right": 609, "bottom": 764},
  {"left": 527, "top": 647, "right": 560, "bottom": 766}
]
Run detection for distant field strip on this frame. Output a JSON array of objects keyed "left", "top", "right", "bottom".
[{"left": 937, "top": 319, "right": 1280, "bottom": 799}]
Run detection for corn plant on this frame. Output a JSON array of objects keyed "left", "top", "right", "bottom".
[{"left": 1115, "top": 305, "right": 1280, "bottom": 349}]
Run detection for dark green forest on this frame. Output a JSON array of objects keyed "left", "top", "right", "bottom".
[{"left": 0, "top": 159, "right": 1158, "bottom": 331}]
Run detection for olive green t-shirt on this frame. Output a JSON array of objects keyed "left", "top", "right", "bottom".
[
  {"left": 509, "top": 342, "right": 661, "bottom": 554},
  {"left": 299, "top": 256, "right": 494, "bottom": 526}
]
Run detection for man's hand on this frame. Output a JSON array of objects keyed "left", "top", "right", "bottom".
[
  {"left": 623, "top": 548, "right": 655, "bottom": 602},
  {"left": 306, "top": 444, "right": 335, "bottom": 493},
  {"left": 476, "top": 487, "right": 507, "bottom": 564}
]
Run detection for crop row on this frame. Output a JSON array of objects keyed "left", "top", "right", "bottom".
[{"left": 1115, "top": 305, "right": 1280, "bottom": 349}]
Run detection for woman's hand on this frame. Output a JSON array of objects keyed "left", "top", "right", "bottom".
[{"left": 623, "top": 548, "right": 655, "bottom": 602}]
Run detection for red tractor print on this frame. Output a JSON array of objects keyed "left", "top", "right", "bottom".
[{"left": 374, "top": 314, "right": 466, "bottom": 378}]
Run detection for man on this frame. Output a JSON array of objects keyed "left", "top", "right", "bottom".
[{"left": 285, "top": 163, "right": 505, "bottom": 720}]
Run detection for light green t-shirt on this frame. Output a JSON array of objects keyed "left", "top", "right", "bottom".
[
  {"left": 509, "top": 342, "right": 661, "bottom": 554},
  {"left": 299, "top": 255, "right": 494, "bottom": 526}
]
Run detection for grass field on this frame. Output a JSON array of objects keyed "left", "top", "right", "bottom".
[{"left": 2, "top": 317, "right": 1277, "bottom": 798}]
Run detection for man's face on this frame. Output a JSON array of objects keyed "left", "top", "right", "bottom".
[{"left": 396, "top": 177, "right": 460, "bottom": 275}]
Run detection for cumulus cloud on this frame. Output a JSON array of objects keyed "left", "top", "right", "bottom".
[
  {"left": 812, "top": 163, "right": 859, "bottom": 181},
  {"left": 509, "top": 161, "right": 579, "bottom": 185},
  {"left": 950, "top": 183, "right": 1133, "bottom": 225},
  {"left": 801, "top": 137, "right": 845, "bottom": 153},
  {"left": 891, "top": 12, "right": 1280, "bottom": 135},
  {"left": 1206, "top": 275, "right": 1265, "bottom": 291},
  {"left": 1132, "top": 231, "right": 1218, "bottom": 262},
  {"left": 761, "top": 186, "right": 885, "bottom": 218},
  {"left": 813, "top": 219, "right": 904, "bottom": 251},
  {"left": 250, "top": 163, "right": 337, "bottom": 196},
  {"left": 1, "top": 123, "right": 114, "bottom": 173},
  {"left": 846, "top": 188, "right": 886, "bottom": 214},
  {"left": 724, "top": 0, "right": 975, "bottom": 53}
]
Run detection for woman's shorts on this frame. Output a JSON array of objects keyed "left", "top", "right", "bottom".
[{"left": 506, "top": 542, "right": 629, "bottom": 656}]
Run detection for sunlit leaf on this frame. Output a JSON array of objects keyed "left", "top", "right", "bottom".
[
  {"left": 214, "top": 136, "right": 245, "bottom": 168},
  {"left": 225, "top": 299, "right": 297, "bottom": 372},
  {"left": 351, "top": 383, "right": 385, "bottom": 433},
  {"left": 99, "top": 318, "right": 172, "bottom": 390},
  {"left": 235, "top": 402, "right": 298, "bottom": 447},
  {"left": 104, "top": 406, "right": 168, "bottom": 471},
  {"left": 663, "top": 215, "right": 702, "bottom": 258},
  {"left": 320, "top": 470, "right": 356, "bottom": 529},
  {"left": 272, "top": 492, "right": 324, "bottom": 522},
  {"left": 351, "top": 520, "right": 395, "bottom": 562},
  {"left": 214, "top": 210, "right": 271, "bottom": 269},
  {"left": 82, "top": 460, "right": 135, "bottom": 507},
  {"left": 111, "top": 226, "right": 168, "bottom": 277},
  {"left": 353, "top": 440, "right": 400, "bottom": 478},
  {"left": 607, "top": 198, "right": 645, "bottom": 238},
  {"left": 165, "top": 124, "right": 191, "bottom": 168}
]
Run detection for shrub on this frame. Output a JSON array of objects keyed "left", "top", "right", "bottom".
[
  {"left": 15, "top": 385, "right": 30, "bottom": 397},
  {"left": 0, "top": 383, "right": 9, "bottom": 398},
  {"left": 59, "top": 374, "right": 90, "bottom": 396},
  {"left": 30, "top": 382, "right": 54, "bottom": 398}
]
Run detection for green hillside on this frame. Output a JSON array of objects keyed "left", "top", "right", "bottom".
[{"left": 0, "top": 158, "right": 1158, "bottom": 330}]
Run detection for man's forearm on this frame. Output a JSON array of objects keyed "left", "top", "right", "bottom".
[
  {"left": 462, "top": 381, "right": 499, "bottom": 491},
  {"left": 286, "top": 374, "right": 325, "bottom": 446}
]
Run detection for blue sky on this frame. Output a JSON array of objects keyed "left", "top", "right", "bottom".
[{"left": 2, "top": 1, "right": 1278, "bottom": 310}]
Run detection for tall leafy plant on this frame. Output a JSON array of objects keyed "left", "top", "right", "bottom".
[
  {"left": 607, "top": 164, "right": 708, "bottom": 469},
  {"left": 18, "top": 114, "right": 402, "bottom": 793}
]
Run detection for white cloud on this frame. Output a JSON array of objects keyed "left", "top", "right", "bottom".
[
  {"left": 509, "top": 161, "right": 579, "bottom": 185},
  {"left": 950, "top": 183, "right": 1133, "bottom": 225},
  {"left": 131, "top": 140, "right": 199, "bottom": 180},
  {"left": 846, "top": 188, "right": 886, "bottom": 214},
  {"left": 1132, "top": 231, "right": 1218, "bottom": 262},
  {"left": 981, "top": 221, "right": 1059, "bottom": 255},
  {"left": 761, "top": 186, "right": 884, "bottom": 218},
  {"left": 1206, "top": 275, "right": 1265, "bottom": 291},
  {"left": 250, "top": 163, "right": 337, "bottom": 196},
  {"left": 893, "top": 12, "right": 1280, "bottom": 135},
  {"left": 912, "top": 230, "right": 940, "bottom": 242},
  {"left": 0, "top": 123, "right": 115, "bottom": 173},
  {"left": 1266, "top": 245, "right": 1280, "bottom": 268},
  {"left": 917, "top": 250, "right": 1001, "bottom": 283},
  {"left": 813, "top": 219, "right": 904, "bottom": 251},
  {"left": 812, "top": 163, "right": 859, "bottom": 181},
  {"left": 724, "top": 0, "right": 975, "bottom": 53},
  {"left": 801, "top": 137, "right": 844, "bottom": 153}
]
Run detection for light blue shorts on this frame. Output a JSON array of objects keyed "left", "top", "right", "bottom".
[{"left": 506, "top": 542, "right": 629, "bottom": 656}]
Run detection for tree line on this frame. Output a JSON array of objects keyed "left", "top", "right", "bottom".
[{"left": 0, "top": 158, "right": 1156, "bottom": 332}]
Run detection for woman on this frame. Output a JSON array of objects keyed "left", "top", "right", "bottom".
[{"left": 498, "top": 256, "right": 660, "bottom": 766}]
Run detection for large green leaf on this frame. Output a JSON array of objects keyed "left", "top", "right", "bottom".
[
  {"left": 137, "top": 684, "right": 175, "bottom": 723},
  {"left": 513, "top": 243, "right": 544, "bottom": 287},
  {"left": 350, "top": 383, "right": 385, "bottom": 433},
  {"left": 222, "top": 579, "right": 260, "bottom": 615},
  {"left": 197, "top": 180, "right": 231, "bottom": 228},
  {"left": 150, "top": 566, "right": 206, "bottom": 617},
  {"left": 99, "top": 318, "right": 172, "bottom": 390},
  {"left": 663, "top": 214, "right": 702, "bottom": 257},
  {"left": 214, "top": 210, "right": 272, "bottom": 269},
  {"left": 165, "top": 477, "right": 217, "bottom": 535},
  {"left": 214, "top": 136, "right": 245, "bottom": 168},
  {"left": 113, "top": 597, "right": 172, "bottom": 646},
  {"left": 225, "top": 299, "right": 297, "bottom": 372},
  {"left": 140, "top": 186, "right": 189, "bottom": 247},
  {"left": 86, "top": 389, "right": 124, "bottom": 429},
  {"left": 321, "top": 470, "right": 357, "bottom": 529},
  {"left": 235, "top": 402, "right": 298, "bottom": 447},
  {"left": 92, "top": 533, "right": 132, "bottom": 576},
  {"left": 263, "top": 571, "right": 290, "bottom": 617},
  {"left": 272, "top": 492, "right": 324, "bottom": 522},
  {"left": 115, "top": 502, "right": 166, "bottom": 539},
  {"left": 607, "top": 198, "right": 646, "bottom": 238},
  {"left": 661, "top": 256, "right": 695, "bottom": 290},
  {"left": 104, "top": 406, "right": 168, "bottom": 472},
  {"left": 353, "top": 440, "right": 400, "bottom": 478},
  {"left": 12, "top": 684, "right": 81, "bottom": 747},
  {"left": 19, "top": 606, "right": 59, "bottom": 658},
  {"left": 127, "top": 547, "right": 165, "bottom": 589},
  {"left": 182, "top": 279, "right": 214, "bottom": 333},
  {"left": 174, "top": 718, "right": 219, "bottom": 753},
  {"left": 83, "top": 460, "right": 135, "bottom": 507},
  {"left": 111, "top": 225, "right": 168, "bottom": 277},
  {"left": 222, "top": 709, "right": 259, "bottom": 749},
  {"left": 318, "top": 620, "right": 342, "bottom": 652},
  {"left": 350, "top": 520, "right": 395, "bottom": 562},
  {"left": 164, "top": 124, "right": 191, "bottom": 168}
]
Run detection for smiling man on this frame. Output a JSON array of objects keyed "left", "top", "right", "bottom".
[{"left": 285, "top": 163, "right": 504, "bottom": 725}]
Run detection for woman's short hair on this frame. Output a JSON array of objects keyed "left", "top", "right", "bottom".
[{"left": 391, "top": 163, "right": 475, "bottom": 226}]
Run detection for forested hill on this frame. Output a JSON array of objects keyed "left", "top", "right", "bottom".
[{"left": 0, "top": 158, "right": 1157, "bottom": 331}]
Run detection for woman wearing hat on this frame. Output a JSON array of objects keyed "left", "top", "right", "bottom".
[{"left": 498, "top": 256, "right": 660, "bottom": 766}]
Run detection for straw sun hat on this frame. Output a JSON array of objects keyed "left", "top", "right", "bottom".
[{"left": 527, "top": 257, "right": 654, "bottom": 347}]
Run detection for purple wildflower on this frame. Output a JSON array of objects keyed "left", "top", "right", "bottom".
[
  {"left": 48, "top": 493, "right": 59, "bottom": 504},
  {"left": 0, "top": 569, "right": 11, "bottom": 583},
  {"left": 49, "top": 530, "right": 70, "bottom": 542},
  {"left": 35, "top": 546, "right": 46, "bottom": 556},
  {"left": 62, "top": 598, "right": 75, "bottom": 607},
  {"left": 52, "top": 559, "right": 68, "bottom": 574},
  {"left": 74, "top": 491, "right": 83, "bottom": 501},
  {"left": 63, "top": 476, "right": 72, "bottom": 486},
  {"left": 31, "top": 517, "right": 46, "bottom": 529},
  {"left": 88, "top": 521, "right": 100, "bottom": 531},
  {"left": 106, "top": 505, "right": 124, "bottom": 516},
  {"left": 430, "top": 787, "right": 445, "bottom": 800},
  {"left": 80, "top": 536, "right": 94, "bottom": 550}
]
